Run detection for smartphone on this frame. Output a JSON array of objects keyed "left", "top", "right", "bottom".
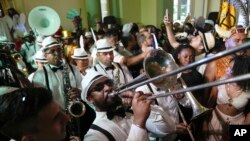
[{"left": 165, "top": 9, "right": 168, "bottom": 16}]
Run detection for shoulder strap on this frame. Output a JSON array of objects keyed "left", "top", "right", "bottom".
[
  {"left": 24, "top": 43, "right": 29, "bottom": 51},
  {"left": 43, "top": 66, "right": 51, "bottom": 92},
  {"left": 90, "top": 124, "right": 116, "bottom": 141},
  {"left": 94, "top": 66, "right": 98, "bottom": 71},
  {"left": 115, "top": 63, "right": 126, "bottom": 83},
  {"left": 68, "top": 64, "right": 76, "bottom": 80},
  {"left": 146, "top": 84, "right": 159, "bottom": 105}
]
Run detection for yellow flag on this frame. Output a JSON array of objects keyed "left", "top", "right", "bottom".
[{"left": 218, "top": 0, "right": 236, "bottom": 30}]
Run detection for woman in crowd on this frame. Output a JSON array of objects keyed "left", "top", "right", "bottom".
[{"left": 197, "top": 55, "right": 250, "bottom": 141}]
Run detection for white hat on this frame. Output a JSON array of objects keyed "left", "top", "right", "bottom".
[
  {"left": 205, "top": 19, "right": 214, "bottom": 26},
  {"left": 41, "top": 36, "right": 61, "bottom": 51},
  {"left": 122, "top": 23, "right": 133, "bottom": 34},
  {"left": 71, "top": 48, "right": 88, "bottom": 59},
  {"left": 85, "top": 31, "right": 93, "bottom": 38},
  {"left": 198, "top": 31, "right": 215, "bottom": 53},
  {"left": 96, "top": 38, "right": 114, "bottom": 52},
  {"left": 81, "top": 69, "right": 106, "bottom": 101},
  {"left": 34, "top": 50, "right": 48, "bottom": 63},
  {"left": 36, "top": 35, "right": 44, "bottom": 46}
]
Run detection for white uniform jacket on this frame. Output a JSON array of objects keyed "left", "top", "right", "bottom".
[
  {"left": 29, "top": 64, "right": 82, "bottom": 108},
  {"left": 84, "top": 105, "right": 176, "bottom": 141}
]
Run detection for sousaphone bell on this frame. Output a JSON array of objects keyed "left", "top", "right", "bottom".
[{"left": 28, "top": 6, "right": 60, "bottom": 36}]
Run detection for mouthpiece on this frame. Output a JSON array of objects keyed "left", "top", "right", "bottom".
[{"left": 108, "top": 92, "right": 119, "bottom": 97}]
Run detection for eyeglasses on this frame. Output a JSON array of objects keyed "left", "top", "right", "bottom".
[{"left": 89, "top": 79, "right": 114, "bottom": 93}]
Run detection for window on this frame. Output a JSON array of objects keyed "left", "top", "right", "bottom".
[{"left": 173, "top": 0, "right": 191, "bottom": 22}]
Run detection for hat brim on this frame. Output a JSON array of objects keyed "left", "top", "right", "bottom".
[
  {"left": 96, "top": 47, "right": 115, "bottom": 53},
  {"left": 35, "top": 59, "right": 48, "bottom": 63},
  {"left": 71, "top": 56, "right": 89, "bottom": 60},
  {"left": 40, "top": 43, "right": 62, "bottom": 51}
]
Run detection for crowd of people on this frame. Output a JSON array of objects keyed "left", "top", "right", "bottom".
[{"left": 1, "top": 6, "right": 250, "bottom": 141}]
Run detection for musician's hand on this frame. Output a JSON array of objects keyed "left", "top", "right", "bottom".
[
  {"left": 174, "top": 93, "right": 185, "bottom": 100},
  {"left": 69, "top": 88, "right": 81, "bottom": 99},
  {"left": 175, "top": 123, "right": 191, "bottom": 134},
  {"left": 132, "top": 92, "right": 152, "bottom": 129},
  {"left": 120, "top": 90, "right": 134, "bottom": 106}
]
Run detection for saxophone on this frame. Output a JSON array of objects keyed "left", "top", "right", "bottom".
[
  {"left": 112, "top": 62, "right": 121, "bottom": 87},
  {"left": 62, "top": 58, "right": 86, "bottom": 117},
  {"left": 62, "top": 59, "right": 85, "bottom": 141}
]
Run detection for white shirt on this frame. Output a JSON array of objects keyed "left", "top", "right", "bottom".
[
  {"left": 136, "top": 83, "right": 191, "bottom": 141},
  {"left": 29, "top": 64, "right": 82, "bottom": 108},
  {"left": 84, "top": 105, "right": 176, "bottom": 141}
]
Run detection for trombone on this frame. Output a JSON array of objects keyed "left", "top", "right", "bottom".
[
  {"left": 148, "top": 73, "right": 250, "bottom": 99},
  {"left": 110, "top": 41, "right": 250, "bottom": 96}
]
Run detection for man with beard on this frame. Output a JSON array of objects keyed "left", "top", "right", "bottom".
[
  {"left": 82, "top": 69, "right": 176, "bottom": 141},
  {"left": 29, "top": 36, "right": 95, "bottom": 140}
]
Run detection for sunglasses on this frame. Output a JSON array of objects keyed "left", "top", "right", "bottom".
[{"left": 89, "top": 79, "right": 114, "bottom": 93}]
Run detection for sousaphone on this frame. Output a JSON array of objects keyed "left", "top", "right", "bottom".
[{"left": 28, "top": 6, "right": 60, "bottom": 36}]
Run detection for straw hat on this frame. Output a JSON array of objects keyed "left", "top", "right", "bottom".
[
  {"left": 71, "top": 48, "right": 88, "bottom": 59},
  {"left": 198, "top": 31, "right": 215, "bottom": 53},
  {"left": 96, "top": 38, "right": 114, "bottom": 53}
]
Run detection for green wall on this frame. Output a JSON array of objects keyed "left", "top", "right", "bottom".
[
  {"left": 86, "top": 0, "right": 101, "bottom": 30},
  {"left": 118, "top": 0, "right": 141, "bottom": 26},
  {"left": 14, "top": 0, "right": 219, "bottom": 30}
]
